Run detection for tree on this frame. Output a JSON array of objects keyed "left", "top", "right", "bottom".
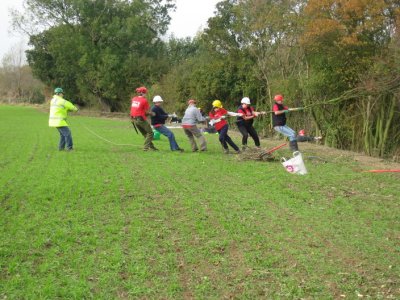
[
  {"left": 0, "top": 42, "right": 44, "bottom": 103},
  {"left": 15, "top": 0, "right": 175, "bottom": 111},
  {"left": 301, "top": 0, "right": 400, "bottom": 152}
]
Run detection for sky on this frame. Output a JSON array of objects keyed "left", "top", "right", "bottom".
[{"left": 0, "top": 0, "right": 220, "bottom": 62}]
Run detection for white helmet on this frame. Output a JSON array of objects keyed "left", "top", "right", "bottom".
[
  {"left": 241, "top": 97, "right": 251, "bottom": 105},
  {"left": 153, "top": 95, "right": 163, "bottom": 103}
]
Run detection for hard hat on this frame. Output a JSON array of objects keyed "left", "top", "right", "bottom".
[
  {"left": 135, "top": 86, "right": 147, "bottom": 94},
  {"left": 298, "top": 129, "right": 305, "bottom": 136},
  {"left": 153, "top": 95, "right": 163, "bottom": 103},
  {"left": 188, "top": 99, "right": 196, "bottom": 105},
  {"left": 54, "top": 87, "right": 64, "bottom": 94},
  {"left": 274, "top": 94, "right": 284, "bottom": 101},
  {"left": 241, "top": 97, "right": 251, "bottom": 105},
  {"left": 212, "top": 100, "right": 223, "bottom": 108}
]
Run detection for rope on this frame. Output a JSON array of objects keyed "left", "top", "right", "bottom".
[
  {"left": 73, "top": 117, "right": 134, "bottom": 146},
  {"left": 256, "top": 88, "right": 365, "bottom": 115}
]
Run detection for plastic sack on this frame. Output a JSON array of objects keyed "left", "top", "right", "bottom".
[
  {"left": 281, "top": 151, "right": 307, "bottom": 175},
  {"left": 153, "top": 130, "right": 161, "bottom": 140}
]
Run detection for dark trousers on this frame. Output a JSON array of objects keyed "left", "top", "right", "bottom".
[
  {"left": 237, "top": 123, "right": 260, "bottom": 146},
  {"left": 218, "top": 125, "right": 239, "bottom": 151},
  {"left": 297, "top": 136, "right": 314, "bottom": 142}
]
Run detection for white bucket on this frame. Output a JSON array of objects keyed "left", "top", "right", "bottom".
[{"left": 281, "top": 151, "right": 308, "bottom": 175}]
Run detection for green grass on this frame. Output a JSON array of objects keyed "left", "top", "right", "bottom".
[{"left": 1, "top": 105, "right": 399, "bottom": 299}]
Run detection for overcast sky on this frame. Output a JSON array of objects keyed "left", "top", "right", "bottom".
[{"left": 0, "top": 0, "right": 220, "bottom": 62}]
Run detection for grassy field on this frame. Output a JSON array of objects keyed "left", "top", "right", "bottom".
[{"left": 1, "top": 105, "right": 399, "bottom": 299}]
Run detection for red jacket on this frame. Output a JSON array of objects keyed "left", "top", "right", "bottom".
[
  {"left": 209, "top": 108, "right": 228, "bottom": 131},
  {"left": 130, "top": 96, "right": 150, "bottom": 120}
]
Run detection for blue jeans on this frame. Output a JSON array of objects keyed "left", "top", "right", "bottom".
[
  {"left": 218, "top": 124, "right": 239, "bottom": 151},
  {"left": 155, "top": 125, "right": 180, "bottom": 150},
  {"left": 57, "top": 126, "right": 73, "bottom": 150},
  {"left": 274, "top": 125, "right": 297, "bottom": 141}
]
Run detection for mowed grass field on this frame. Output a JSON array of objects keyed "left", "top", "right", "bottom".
[{"left": 1, "top": 105, "right": 399, "bottom": 299}]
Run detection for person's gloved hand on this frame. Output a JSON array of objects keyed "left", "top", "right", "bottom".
[
  {"left": 209, "top": 118, "right": 220, "bottom": 126},
  {"left": 209, "top": 119, "right": 217, "bottom": 126},
  {"left": 221, "top": 115, "right": 226, "bottom": 119}
]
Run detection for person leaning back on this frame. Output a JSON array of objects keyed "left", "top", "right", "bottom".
[
  {"left": 181, "top": 99, "right": 207, "bottom": 152},
  {"left": 151, "top": 95, "right": 184, "bottom": 152},
  {"left": 130, "top": 86, "right": 158, "bottom": 151},
  {"left": 272, "top": 94, "right": 299, "bottom": 152}
]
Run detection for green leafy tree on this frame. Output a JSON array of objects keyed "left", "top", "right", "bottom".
[{"left": 16, "top": 0, "right": 175, "bottom": 111}]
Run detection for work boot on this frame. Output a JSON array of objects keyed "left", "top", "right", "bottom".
[
  {"left": 223, "top": 148, "right": 229, "bottom": 154},
  {"left": 289, "top": 140, "right": 299, "bottom": 152}
]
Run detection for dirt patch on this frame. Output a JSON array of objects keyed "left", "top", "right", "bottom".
[{"left": 252, "top": 139, "right": 400, "bottom": 170}]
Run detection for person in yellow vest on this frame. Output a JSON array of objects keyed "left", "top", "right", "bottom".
[{"left": 49, "top": 87, "right": 78, "bottom": 151}]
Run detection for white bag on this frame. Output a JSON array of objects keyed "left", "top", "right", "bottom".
[{"left": 281, "top": 151, "right": 308, "bottom": 175}]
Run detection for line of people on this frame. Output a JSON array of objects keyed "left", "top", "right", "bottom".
[
  {"left": 48, "top": 86, "right": 319, "bottom": 153},
  {"left": 130, "top": 86, "right": 273, "bottom": 154}
]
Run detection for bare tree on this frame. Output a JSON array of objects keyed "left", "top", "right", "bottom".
[{"left": 0, "top": 41, "right": 44, "bottom": 103}]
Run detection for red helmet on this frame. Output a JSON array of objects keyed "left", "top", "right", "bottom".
[
  {"left": 274, "top": 94, "right": 284, "bottom": 101},
  {"left": 135, "top": 86, "right": 147, "bottom": 94}
]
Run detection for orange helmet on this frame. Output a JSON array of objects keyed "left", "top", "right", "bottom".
[
  {"left": 135, "top": 86, "right": 147, "bottom": 94},
  {"left": 274, "top": 94, "right": 284, "bottom": 101}
]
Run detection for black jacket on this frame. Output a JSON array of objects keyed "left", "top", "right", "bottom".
[{"left": 151, "top": 106, "right": 169, "bottom": 126}]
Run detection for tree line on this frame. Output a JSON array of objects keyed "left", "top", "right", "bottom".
[
  {"left": 4, "top": 0, "right": 400, "bottom": 159},
  {"left": 0, "top": 43, "right": 44, "bottom": 104}
]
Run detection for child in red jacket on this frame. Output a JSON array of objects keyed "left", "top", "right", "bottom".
[{"left": 209, "top": 100, "right": 241, "bottom": 154}]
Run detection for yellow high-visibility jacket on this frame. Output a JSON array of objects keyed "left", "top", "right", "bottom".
[{"left": 49, "top": 95, "right": 78, "bottom": 127}]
